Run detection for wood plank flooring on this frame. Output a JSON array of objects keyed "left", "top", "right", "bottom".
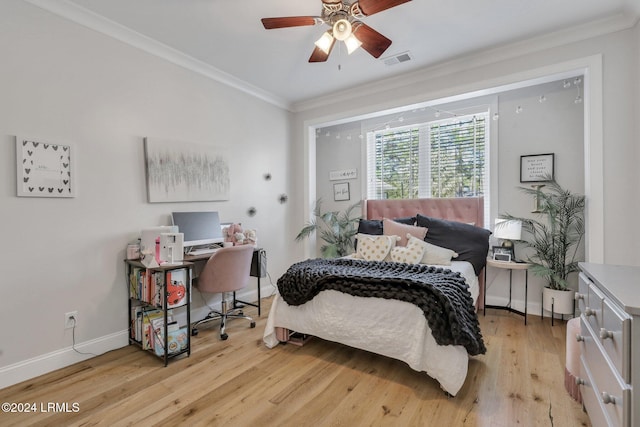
[{"left": 0, "top": 297, "right": 590, "bottom": 426}]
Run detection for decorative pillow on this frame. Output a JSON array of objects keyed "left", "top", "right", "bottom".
[
  {"left": 416, "top": 214, "right": 491, "bottom": 275},
  {"left": 393, "top": 216, "right": 416, "bottom": 225},
  {"left": 383, "top": 218, "right": 427, "bottom": 247},
  {"left": 422, "top": 241, "right": 459, "bottom": 265},
  {"left": 355, "top": 219, "right": 382, "bottom": 251},
  {"left": 357, "top": 219, "right": 383, "bottom": 235},
  {"left": 353, "top": 233, "right": 399, "bottom": 261},
  {"left": 355, "top": 217, "right": 420, "bottom": 249},
  {"left": 402, "top": 234, "right": 458, "bottom": 265},
  {"left": 390, "top": 234, "right": 426, "bottom": 264}
]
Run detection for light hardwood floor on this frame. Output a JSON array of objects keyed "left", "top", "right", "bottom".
[{"left": 1, "top": 297, "right": 590, "bottom": 426}]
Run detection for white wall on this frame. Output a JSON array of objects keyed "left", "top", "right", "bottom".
[
  {"left": 315, "top": 122, "right": 364, "bottom": 218},
  {"left": 0, "top": 0, "right": 293, "bottom": 387}
]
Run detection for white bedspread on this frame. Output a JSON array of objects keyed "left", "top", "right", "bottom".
[{"left": 263, "top": 261, "right": 479, "bottom": 396}]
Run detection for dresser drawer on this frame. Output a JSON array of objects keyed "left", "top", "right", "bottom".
[
  {"left": 580, "top": 357, "right": 616, "bottom": 427},
  {"left": 577, "top": 273, "right": 590, "bottom": 313},
  {"left": 580, "top": 317, "right": 630, "bottom": 426},
  {"left": 600, "top": 298, "right": 631, "bottom": 382},
  {"left": 584, "top": 283, "right": 605, "bottom": 331}
]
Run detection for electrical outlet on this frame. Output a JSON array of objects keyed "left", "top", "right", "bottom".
[{"left": 64, "top": 311, "right": 78, "bottom": 329}]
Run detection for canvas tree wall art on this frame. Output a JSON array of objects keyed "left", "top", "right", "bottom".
[
  {"left": 15, "top": 136, "right": 75, "bottom": 198},
  {"left": 144, "top": 137, "right": 230, "bottom": 203}
]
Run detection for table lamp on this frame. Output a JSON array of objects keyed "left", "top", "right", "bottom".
[{"left": 494, "top": 218, "right": 522, "bottom": 259}]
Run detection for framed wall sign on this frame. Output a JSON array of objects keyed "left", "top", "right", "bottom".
[
  {"left": 329, "top": 168, "right": 357, "bottom": 181},
  {"left": 520, "top": 153, "right": 554, "bottom": 183},
  {"left": 333, "top": 182, "right": 350, "bottom": 201},
  {"left": 15, "top": 136, "right": 76, "bottom": 198}
]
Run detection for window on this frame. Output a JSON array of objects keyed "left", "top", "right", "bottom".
[
  {"left": 366, "top": 113, "right": 488, "bottom": 201},
  {"left": 366, "top": 125, "right": 425, "bottom": 200}
]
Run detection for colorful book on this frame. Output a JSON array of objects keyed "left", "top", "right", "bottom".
[
  {"left": 166, "top": 327, "right": 189, "bottom": 355},
  {"left": 141, "top": 308, "right": 164, "bottom": 350},
  {"left": 166, "top": 269, "right": 188, "bottom": 309}
]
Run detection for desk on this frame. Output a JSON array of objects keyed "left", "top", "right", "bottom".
[
  {"left": 483, "top": 258, "right": 531, "bottom": 324},
  {"left": 184, "top": 247, "right": 266, "bottom": 316}
]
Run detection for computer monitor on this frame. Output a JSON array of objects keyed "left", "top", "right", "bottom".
[{"left": 171, "top": 211, "right": 224, "bottom": 248}]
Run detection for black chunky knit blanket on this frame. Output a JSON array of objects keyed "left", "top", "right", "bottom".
[{"left": 277, "top": 258, "right": 486, "bottom": 355}]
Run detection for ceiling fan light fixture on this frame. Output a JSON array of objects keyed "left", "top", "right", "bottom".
[
  {"left": 332, "top": 18, "right": 352, "bottom": 41},
  {"left": 315, "top": 31, "right": 335, "bottom": 54},
  {"left": 345, "top": 33, "right": 362, "bottom": 54}
]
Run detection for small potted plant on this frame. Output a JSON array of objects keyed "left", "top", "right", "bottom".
[
  {"left": 501, "top": 178, "right": 585, "bottom": 316},
  {"left": 296, "top": 199, "right": 361, "bottom": 258}
]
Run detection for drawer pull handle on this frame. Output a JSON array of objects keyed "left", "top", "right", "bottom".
[
  {"left": 599, "top": 328, "right": 614, "bottom": 340},
  {"left": 575, "top": 334, "right": 585, "bottom": 342},
  {"left": 601, "top": 392, "right": 616, "bottom": 405},
  {"left": 584, "top": 307, "right": 596, "bottom": 317},
  {"left": 575, "top": 377, "right": 586, "bottom": 386},
  {"left": 574, "top": 293, "right": 586, "bottom": 301}
]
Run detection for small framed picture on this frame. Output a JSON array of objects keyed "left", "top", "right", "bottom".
[
  {"left": 16, "top": 136, "right": 76, "bottom": 198},
  {"left": 520, "top": 153, "right": 554, "bottom": 183},
  {"left": 333, "top": 182, "right": 350, "bottom": 201},
  {"left": 492, "top": 246, "right": 515, "bottom": 262}
]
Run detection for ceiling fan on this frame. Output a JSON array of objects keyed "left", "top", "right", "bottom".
[{"left": 261, "top": 0, "right": 411, "bottom": 63}]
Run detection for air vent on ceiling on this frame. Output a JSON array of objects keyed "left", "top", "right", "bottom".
[{"left": 383, "top": 51, "right": 412, "bottom": 66}]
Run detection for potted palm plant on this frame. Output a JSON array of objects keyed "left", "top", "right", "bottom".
[
  {"left": 296, "top": 199, "right": 361, "bottom": 258},
  {"left": 501, "top": 178, "right": 585, "bottom": 315}
]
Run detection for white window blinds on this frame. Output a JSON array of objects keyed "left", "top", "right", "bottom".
[
  {"left": 428, "top": 114, "right": 486, "bottom": 198},
  {"left": 366, "top": 124, "right": 426, "bottom": 200},
  {"left": 366, "top": 113, "right": 487, "bottom": 200}
]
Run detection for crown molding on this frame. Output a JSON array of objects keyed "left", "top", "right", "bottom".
[
  {"left": 292, "top": 13, "right": 637, "bottom": 113},
  {"left": 24, "top": 0, "right": 291, "bottom": 110}
]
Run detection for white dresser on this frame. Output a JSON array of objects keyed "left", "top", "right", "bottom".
[{"left": 576, "top": 263, "right": 640, "bottom": 427}]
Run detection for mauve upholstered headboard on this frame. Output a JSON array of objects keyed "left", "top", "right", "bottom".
[
  {"left": 363, "top": 197, "right": 484, "bottom": 228},
  {"left": 362, "top": 197, "right": 486, "bottom": 310}
]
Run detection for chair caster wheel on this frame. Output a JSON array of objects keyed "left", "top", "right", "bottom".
[
  {"left": 221, "top": 333, "right": 228, "bottom": 340},
  {"left": 250, "top": 322, "right": 256, "bottom": 328},
  {"left": 191, "top": 328, "right": 198, "bottom": 336}
]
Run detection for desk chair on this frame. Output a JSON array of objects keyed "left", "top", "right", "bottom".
[{"left": 191, "top": 245, "right": 256, "bottom": 340}]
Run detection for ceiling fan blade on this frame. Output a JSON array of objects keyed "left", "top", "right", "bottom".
[
  {"left": 357, "top": 0, "right": 411, "bottom": 16},
  {"left": 353, "top": 23, "right": 392, "bottom": 58},
  {"left": 309, "top": 41, "right": 335, "bottom": 63},
  {"left": 261, "top": 16, "right": 320, "bottom": 29}
]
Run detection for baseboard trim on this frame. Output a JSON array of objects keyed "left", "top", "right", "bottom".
[
  {"left": 0, "top": 330, "right": 128, "bottom": 390},
  {"left": 0, "top": 284, "right": 274, "bottom": 390}
]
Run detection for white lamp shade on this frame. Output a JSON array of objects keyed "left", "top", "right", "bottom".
[
  {"left": 314, "top": 32, "right": 334, "bottom": 54},
  {"left": 345, "top": 34, "right": 362, "bottom": 54},
  {"left": 494, "top": 218, "right": 522, "bottom": 241},
  {"left": 332, "top": 19, "right": 352, "bottom": 41}
]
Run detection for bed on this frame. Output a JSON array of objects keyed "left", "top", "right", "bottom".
[{"left": 263, "top": 197, "right": 490, "bottom": 396}]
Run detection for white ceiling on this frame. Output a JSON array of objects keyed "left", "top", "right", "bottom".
[{"left": 31, "top": 0, "right": 640, "bottom": 109}]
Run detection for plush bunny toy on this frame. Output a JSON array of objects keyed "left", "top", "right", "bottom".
[
  {"left": 244, "top": 229, "right": 257, "bottom": 246},
  {"left": 224, "top": 223, "right": 245, "bottom": 245}
]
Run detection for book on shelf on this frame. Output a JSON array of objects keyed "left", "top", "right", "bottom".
[
  {"left": 155, "top": 327, "right": 189, "bottom": 356},
  {"left": 165, "top": 269, "right": 188, "bottom": 309},
  {"left": 141, "top": 308, "right": 165, "bottom": 350},
  {"left": 153, "top": 322, "right": 188, "bottom": 356},
  {"left": 129, "top": 267, "right": 154, "bottom": 303},
  {"left": 130, "top": 305, "right": 143, "bottom": 340}
]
